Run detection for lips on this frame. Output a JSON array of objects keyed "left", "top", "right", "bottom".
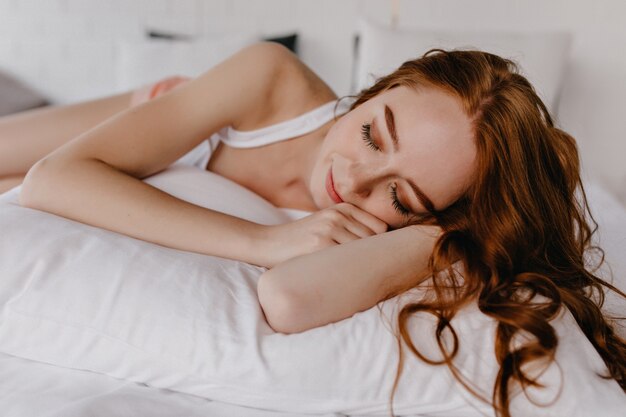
[{"left": 326, "top": 167, "right": 344, "bottom": 204}]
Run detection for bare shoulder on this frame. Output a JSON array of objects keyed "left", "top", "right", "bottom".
[{"left": 233, "top": 42, "right": 338, "bottom": 131}]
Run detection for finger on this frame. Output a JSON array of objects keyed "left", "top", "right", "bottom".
[
  {"left": 336, "top": 203, "right": 388, "bottom": 234},
  {"left": 330, "top": 227, "right": 363, "bottom": 245},
  {"left": 149, "top": 81, "right": 167, "bottom": 99},
  {"left": 164, "top": 77, "right": 188, "bottom": 91},
  {"left": 167, "top": 76, "right": 191, "bottom": 89},
  {"left": 343, "top": 218, "right": 378, "bottom": 239},
  {"left": 130, "top": 86, "right": 151, "bottom": 107},
  {"left": 319, "top": 206, "right": 377, "bottom": 238},
  {"left": 151, "top": 76, "right": 189, "bottom": 98}
]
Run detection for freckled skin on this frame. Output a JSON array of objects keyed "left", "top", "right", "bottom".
[{"left": 308, "top": 85, "right": 477, "bottom": 228}]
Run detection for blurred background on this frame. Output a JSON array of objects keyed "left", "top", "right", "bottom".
[{"left": 0, "top": 0, "right": 624, "bottom": 205}]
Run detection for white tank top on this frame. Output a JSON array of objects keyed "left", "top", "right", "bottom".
[{"left": 171, "top": 99, "right": 353, "bottom": 170}]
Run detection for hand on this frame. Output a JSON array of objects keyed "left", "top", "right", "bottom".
[
  {"left": 129, "top": 75, "right": 191, "bottom": 107},
  {"left": 258, "top": 203, "right": 389, "bottom": 268}
]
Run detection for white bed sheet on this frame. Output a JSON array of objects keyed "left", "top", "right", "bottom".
[
  {"left": 0, "top": 352, "right": 347, "bottom": 417},
  {"left": 0, "top": 351, "right": 474, "bottom": 417}
]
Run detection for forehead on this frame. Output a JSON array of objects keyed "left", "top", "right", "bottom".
[
  {"left": 372, "top": 85, "right": 468, "bottom": 128},
  {"left": 369, "top": 86, "right": 476, "bottom": 209}
]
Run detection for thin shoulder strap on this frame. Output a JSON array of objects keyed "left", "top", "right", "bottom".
[{"left": 218, "top": 99, "right": 353, "bottom": 148}]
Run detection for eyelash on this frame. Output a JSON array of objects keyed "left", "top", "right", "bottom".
[
  {"left": 360, "top": 123, "right": 380, "bottom": 151},
  {"left": 390, "top": 184, "right": 411, "bottom": 217},
  {"left": 360, "top": 122, "right": 411, "bottom": 218}
]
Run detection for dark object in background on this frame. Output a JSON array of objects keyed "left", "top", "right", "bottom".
[
  {"left": 0, "top": 71, "right": 50, "bottom": 116},
  {"left": 146, "top": 30, "right": 192, "bottom": 41},
  {"left": 146, "top": 30, "right": 299, "bottom": 55},
  {"left": 263, "top": 33, "right": 298, "bottom": 55}
]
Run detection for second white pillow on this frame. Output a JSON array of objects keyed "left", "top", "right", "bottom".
[
  {"left": 353, "top": 19, "right": 571, "bottom": 114},
  {"left": 115, "top": 33, "right": 259, "bottom": 92}
]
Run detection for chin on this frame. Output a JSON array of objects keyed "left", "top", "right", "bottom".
[{"left": 314, "top": 192, "right": 328, "bottom": 210}]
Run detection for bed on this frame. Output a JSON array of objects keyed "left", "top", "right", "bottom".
[
  {"left": 1, "top": 17, "right": 625, "bottom": 417},
  {"left": 1, "top": 165, "right": 625, "bottom": 417}
]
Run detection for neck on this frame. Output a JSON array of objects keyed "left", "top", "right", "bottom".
[{"left": 273, "top": 120, "right": 333, "bottom": 211}]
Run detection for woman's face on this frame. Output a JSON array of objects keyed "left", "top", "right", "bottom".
[{"left": 309, "top": 85, "right": 477, "bottom": 229}]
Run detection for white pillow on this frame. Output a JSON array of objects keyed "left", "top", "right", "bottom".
[
  {"left": 0, "top": 167, "right": 624, "bottom": 416},
  {"left": 115, "top": 32, "right": 259, "bottom": 92},
  {"left": 353, "top": 19, "right": 572, "bottom": 114},
  {"left": 583, "top": 180, "right": 626, "bottom": 332}
]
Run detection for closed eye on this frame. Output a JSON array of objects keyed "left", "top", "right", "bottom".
[
  {"left": 361, "top": 122, "right": 412, "bottom": 218},
  {"left": 360, "top": 122, "right": 380, "bottom": 151},
  {"left": 390, "top": 184, "right": 411, "bottom": 218}
]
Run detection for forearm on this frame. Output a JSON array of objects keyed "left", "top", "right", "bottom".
[
  {"left": 258, "top": 225, "right": 440, "bottom": 333},
  {"left": 20, "top": 158, "right": 265, "bottom": 265}
]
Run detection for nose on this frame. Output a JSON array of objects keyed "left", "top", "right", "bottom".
[{"left": 343, "top": 160, "right": 382, "bottom": 199}]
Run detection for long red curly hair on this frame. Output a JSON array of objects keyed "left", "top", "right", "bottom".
[{"left": 350, "top": 49, "right": 626, "bottom": 416}]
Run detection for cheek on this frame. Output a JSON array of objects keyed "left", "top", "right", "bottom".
[{"left": 328, "top": 116, "right": 359, "bottom": 146}]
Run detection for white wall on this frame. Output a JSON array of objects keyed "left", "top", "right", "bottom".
[{"left": 0, "top": 0, "right": 624, "bottom": 203}]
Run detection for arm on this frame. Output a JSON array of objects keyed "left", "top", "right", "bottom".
[
  {"left": 0, "top": 91, "right": 133, "bottom": 178},
  {"left": 257, "top": 224, "right": 441, "bottom": 334},
  {"left": 0, "top": 174, "right": 24, "bottom": 194},
  {"left": 19, "top": 42, "right": 296, "bottom": 266}
]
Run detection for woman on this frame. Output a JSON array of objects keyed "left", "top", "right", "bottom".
[{"left": 3, "top": 42, "right": 625, "bottom": 416}]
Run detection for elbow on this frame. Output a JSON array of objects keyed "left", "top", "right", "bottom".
[
  {"left": 19, "top": 156, "right": 75, "bottom": 211},
  {"left": 257, "top": 271, "right": 309, "bottom": 334},
  {"left": 19, "top": 158, "right": 53, "bottom": 209}
]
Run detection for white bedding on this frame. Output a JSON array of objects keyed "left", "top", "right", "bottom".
[
  {"left": 1, "top": 167, "right": 624, "bottom": 417},
  {"left": 0, "top": 352, "right": 346, "bottom": 417}
]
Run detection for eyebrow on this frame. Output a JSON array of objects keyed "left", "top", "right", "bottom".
[
  {"left": 384, "top": 104, "right": 400, "bottom": 152},
  {"left": 384, "top": 104, "right": 437, "bottom": 214}
]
